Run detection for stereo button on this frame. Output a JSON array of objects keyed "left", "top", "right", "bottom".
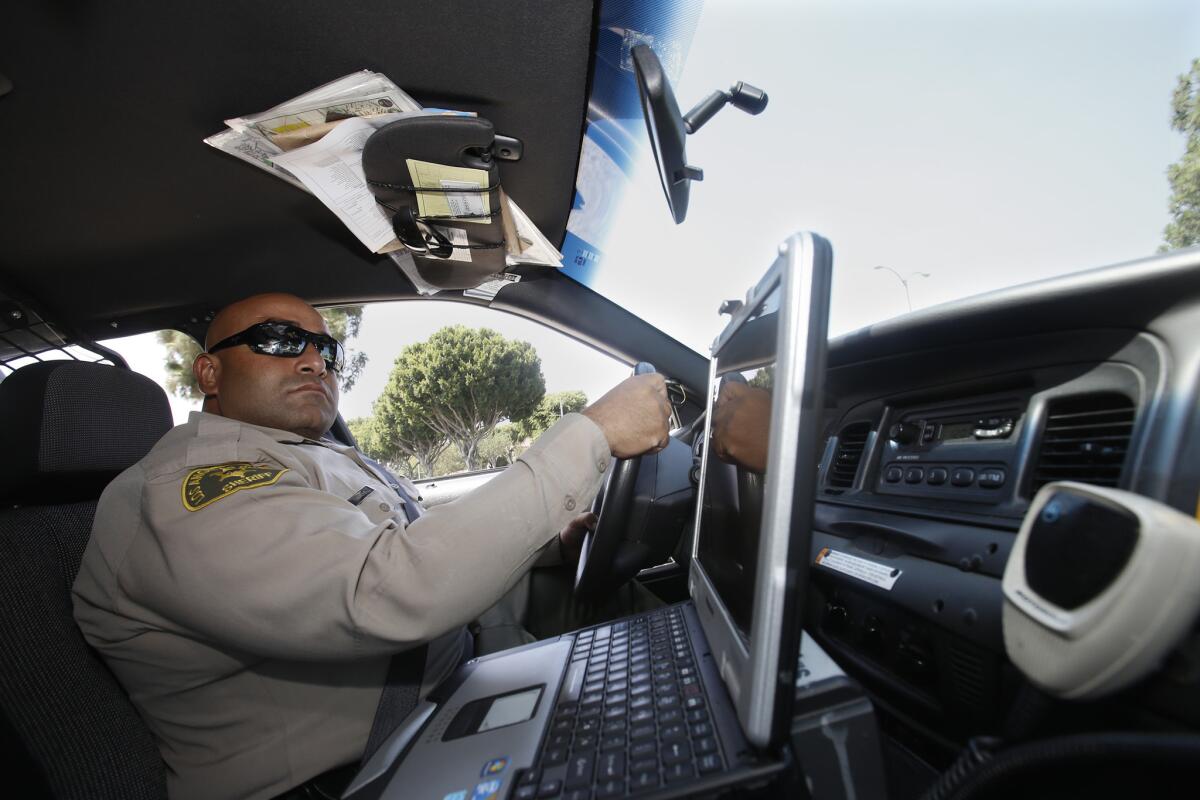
[
  {"left": 927, "top": 467, "right": 948, "bottom": 485},
  {"left": 978, "top": 469, "right": 1006, "bottom": 488},
  {"left": 951, "top": 468, "right": 975, "bottom": 487},
  {"left": 884, "top": 466, "right": 903, "bottom": 483}
]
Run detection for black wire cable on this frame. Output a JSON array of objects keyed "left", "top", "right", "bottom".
[
  {"left": 374, "top": 200, "right": 505, "bottom": 253},
  {"left": 365, "top": 179, "right": 501, "bottom": 193},
  {"left": 375, "top": 198, "right": 502, "bottom": 227},
  {"left": 922, "top": 732, "right": 1200, "bottom": 800},
  {"left": 918, "top": 737, "right": 1001, "bottom": 800}
]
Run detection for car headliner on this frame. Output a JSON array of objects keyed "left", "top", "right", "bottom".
[{"left": 0, "top": 1, "right": 617, "bottom": 340}]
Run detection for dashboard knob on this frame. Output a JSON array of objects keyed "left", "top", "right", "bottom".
[{"left": 888, "top": 422, "right": 918, "bottom": 445}]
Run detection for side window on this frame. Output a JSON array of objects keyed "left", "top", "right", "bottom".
[
  {"left": 0, "top": 344, "right": 116, "bottom": 379},
  {"left": 101, "top": 308, "right": 371, "bottom": 427},
  {"left": 339, "top": 301, "right": 629, "bottom": 480},
  {"left": 100, "top": 331, "right": 203, "bottom": 425},
  {"left": 98, "top": 302, "right": 629, "bottom": 483}
]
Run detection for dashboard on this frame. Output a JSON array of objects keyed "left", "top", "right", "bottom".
[{"left": 798, "top": 247, "right": 1200, "bottom": 758}]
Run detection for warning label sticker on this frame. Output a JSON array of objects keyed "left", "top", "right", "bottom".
[{"left": 815, "top": 548, "right": 902, "bottom": 590}]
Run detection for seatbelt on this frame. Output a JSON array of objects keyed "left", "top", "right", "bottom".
[
  {"left": 356, "top": 451, "right": 432, "bottom": 767},
  {"left": 360, "top": 641, "right": 429, "bottom": 767},
  {"left": 358, "top": 454, "right": 424, "bottom": 522}
]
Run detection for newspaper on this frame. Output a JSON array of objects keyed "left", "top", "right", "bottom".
[
  {"left": 225, "top": 71, "right": 420, "bottom": 144},
  {"left": 237, "top": 92, "right": 420, "bottom": 151},
  {"left": 202, "top": 128, "right": 305, "bottom": 191},
  {"left": 206, "top": 70, "right": 419, "bottom": 188}
]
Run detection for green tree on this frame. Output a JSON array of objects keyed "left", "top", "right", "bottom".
[
  {"left": 347, "top": 415, "right": 383, "bottom": 459},
  {"left": 348, "top": 415, "right": 386, "bottom": 462},
  {"left": 478, "top": 423, "right": 522, "bottom": 468},
  {"left": 374, "top": 326, "right": 545, "bottom": 470},
  {"left": 749, "top": 366, "right": 774, "bottom": 390},
  {"left": 370, "top": 389, "right": 454, "bottom": 478},
  {"left": 157, "top": 305, "right": 368, "bottom": 400},
  {"left": 1163, "top": 58, "right": 1200, "bottom": 250},
  {"left": 321, "top": 306, "right": 369, "bottom": 392},
  {"left": 515, "top": 390, "right": 588, "bottom": 440},
  {"left": 431, "top": 447, "right": 468, "bottom": 476},
  {"left": 348, "top": 414, "right": 441, "bottom": 478},
  {"left": 159, "top": 330, "right": 203, "bottom": 400}
]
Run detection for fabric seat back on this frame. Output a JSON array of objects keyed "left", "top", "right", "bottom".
[{"left": 0, "top": 361, "right": 174, "bottom": 798}]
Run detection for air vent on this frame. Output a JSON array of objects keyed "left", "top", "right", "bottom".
[
  {"left": 827, "top": 422, "right": 872, "bottom": 490},
  {"left": 1032, "top": 394, "right": 1135, "bottom": 491},
  {"left": 948, "top": 642, "right": 987, "bottom": 711}
]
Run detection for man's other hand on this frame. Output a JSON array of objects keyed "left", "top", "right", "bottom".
[
  {"left": 582, "top": 374, "right": 671, "bottom": 458},
  {"left": 712, "top": 381, "right": 771, "bottom": 473},
  {"left": 559, "top": 511, "right": 597, "bottom": 564}
]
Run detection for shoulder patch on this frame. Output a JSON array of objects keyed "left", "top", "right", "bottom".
[{"left": 181, "top": 462, "right": 289, "bottom": 511}]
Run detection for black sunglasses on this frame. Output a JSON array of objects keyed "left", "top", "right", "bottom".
[{"left": 208, "top": 321, "right": 345, "bottom": 374}]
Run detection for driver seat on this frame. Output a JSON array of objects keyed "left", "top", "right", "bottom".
[{"left": 0, "top": 361, "right": 173, "bottom": 798}]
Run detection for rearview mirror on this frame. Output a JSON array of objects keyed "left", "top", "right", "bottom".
[{"left": 631, "top": 45, "right": 768, "bottom": 224}]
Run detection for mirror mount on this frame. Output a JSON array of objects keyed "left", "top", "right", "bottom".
[
  {"left": 683, "top": 82, "right": 769, "bottom": 134},
  {"left": 632, "top": 45, "right": 768, "bottom": 224}
]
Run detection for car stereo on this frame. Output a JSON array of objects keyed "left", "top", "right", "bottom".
[{"left": 875, "top": 397, "right": 1027, "bottom": 504}]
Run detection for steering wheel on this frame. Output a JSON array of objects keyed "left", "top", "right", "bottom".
[{"left": 574, "top": 362, "right": 658, "bottom": 600}]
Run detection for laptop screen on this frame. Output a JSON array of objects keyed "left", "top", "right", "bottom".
[
  {"left": 695, "top": 293, "right": 780, "bottom": 639},
  {"left": 688, "top": 232, "right": 831, "bottom": 749}
]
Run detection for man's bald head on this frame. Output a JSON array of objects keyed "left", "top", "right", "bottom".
[
  {"left": 194, "top": 293, "right": 340, "bottom": 439},
  {"left": 204, "top": 293, "right": 329, "bottom": 350}
]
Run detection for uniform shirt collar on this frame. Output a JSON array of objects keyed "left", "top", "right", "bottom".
[{"left": 188, "top": 410, "right": 331, "bottom": 446}]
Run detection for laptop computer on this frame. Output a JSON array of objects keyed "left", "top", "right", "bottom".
[{"left": 343, "top": 231, "right": 833, "bottom": 800}]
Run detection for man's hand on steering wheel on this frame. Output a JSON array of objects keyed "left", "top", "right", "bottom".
[
  {"left": 558, "top": 511, "right": 597, "bottom": 564},
  {"left": 580, "top": 372, "right": 672, "bottom": 458},
  {"left": 574, "top": 369, "right": 673, "bottom": 598}
]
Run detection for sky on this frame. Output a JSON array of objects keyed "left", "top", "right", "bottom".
[
  {"left": 102, "top": 0, "right": 1200, "bottom": 426},
  {"left": 594, "top": 0, "right": 1200, "bottom": 347}
]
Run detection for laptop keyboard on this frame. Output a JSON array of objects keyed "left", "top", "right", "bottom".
[{"left": 511, "top": 606, "right": 724, "bottom": 799}]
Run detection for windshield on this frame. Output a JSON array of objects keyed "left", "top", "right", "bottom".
[{"left": 568, "top": 0, "right": 1200, "bottom": 354}]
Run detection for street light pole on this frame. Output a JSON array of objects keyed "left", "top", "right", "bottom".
[{"left": 874, "top": 266, "right": 931, "bottom": 312}]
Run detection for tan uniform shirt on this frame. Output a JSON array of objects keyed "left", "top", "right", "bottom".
[{"left": 72, "top": 411, "right": 609, "bottom": 800}]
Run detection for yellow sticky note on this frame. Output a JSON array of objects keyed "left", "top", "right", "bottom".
[{"left": 405, "top": 159, "right": 490, "bottom": 223}]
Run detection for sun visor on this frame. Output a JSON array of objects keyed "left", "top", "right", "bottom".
[{"left": 362, "top": 116, "right": 507, "bottom": 290}]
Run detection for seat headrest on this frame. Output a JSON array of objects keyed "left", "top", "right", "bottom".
[{"left": 0, "top": 361, "right": 174, "bottom": 504}]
